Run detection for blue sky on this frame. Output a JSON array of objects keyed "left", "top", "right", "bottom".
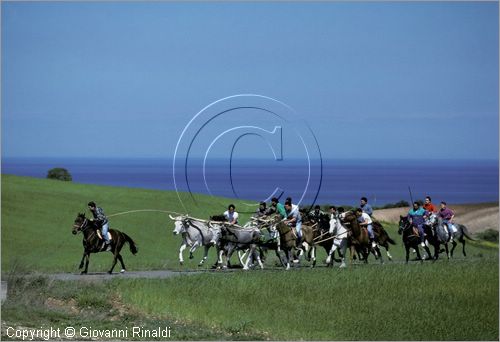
[{"left": 2, "top": 2, "right": 498, "bottom": 160}]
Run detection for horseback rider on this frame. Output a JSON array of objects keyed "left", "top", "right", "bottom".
[
  {"left": 438, "top": 201, "right": 455, "bottom": 242},
  {"left": 407, "top": 201, "right": 428, "bottom": 247},
  {"left": 223, "top": 204, "right": 239, "bottom": 225},
  {"left": 254, "top": 202, "right": 267, "bottom": 218},
  {"left": 356, "top": 207, "right": 376, "bottom": 247},
  {"left": 308, "top": 205, "right": 325, "bottom": 223},
  {"left": 286, "top": 197, "right": 300, "bottom": 214},
  {"left": 423, "top": 196, "right": 437, "bottom": 213},
  {"left": 270, "top": 197, "right": 287, "bottom": 218},
  {"left": 88, "top": 201, "right": 112, "bottom": 250},
  {"left": 329, "top": 206, "right": 338, "bottom": 231},
  {"left": 284, "top": 200, "right": 302, "bottom": 242},
  {"left": 360, "top": 197, "right": 373, "bottom": 216}
]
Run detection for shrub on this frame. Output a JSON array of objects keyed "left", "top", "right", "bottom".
[
  {"left": 476, "top": 229, "right": 499, "bottom": 243},
  {"left": 381, "top": 200, "right": 410, "bottom": 209},
  {"left": 47, "top": 168, "right": 72, "bottom": 181}
]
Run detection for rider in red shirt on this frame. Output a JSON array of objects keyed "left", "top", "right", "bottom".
[{"left": 423, "top": 196, "right": 437, "bottom": 213}]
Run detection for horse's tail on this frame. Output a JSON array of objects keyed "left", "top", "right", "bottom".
[
  {"left": 378, "top": 226, "right": 396, "bottom": 245},
  {"left": 386, "top": 235, "right": 396, "bottom": 245},
  {"left": 123, "top": 233, "right": 138, "bottom": 255},
  {"left": 460, "top": 225, "right": 475, "bottom": 241}
]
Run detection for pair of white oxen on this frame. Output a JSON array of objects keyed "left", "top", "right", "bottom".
[{"left": 169, "top": 213, "right": 349, "bottom": 270}]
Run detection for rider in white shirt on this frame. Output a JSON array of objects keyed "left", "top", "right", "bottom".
[
  {"left": 223, "top": 204, "right": 239, "bottom": 224},
  {"left": 356, "top": 207, "right": 376, "bottom": 247}
]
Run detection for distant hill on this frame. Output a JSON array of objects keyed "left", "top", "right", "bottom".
[{"left": 373, "top": 203, "right": 499, "bottom": 233}]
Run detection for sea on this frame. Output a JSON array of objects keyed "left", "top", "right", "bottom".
[{"left": 1, "top": 157, "right": 498, "bottom": 207}]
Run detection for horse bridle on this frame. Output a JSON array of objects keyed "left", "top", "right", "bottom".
[{"left": 73, "top": 218, "right": 90, "bottom": 233}]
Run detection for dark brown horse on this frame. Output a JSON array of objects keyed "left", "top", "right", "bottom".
[
  {"left": 341, "top": 211, "right": 371, "bottom": 263},
  {"left": 371, "top": 221, "right": 397, "bottom": 261},
  {"left": 398, "top": 215, "right": 432, "bottom": 263},
  {"left": 72, "top": 213, "right": 138, "bottom": 274}
]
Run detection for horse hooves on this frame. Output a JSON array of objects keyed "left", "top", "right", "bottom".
[
  {"left": 78, "top": 264, "right": 84, "bottom": 269},
  {"left": 189, "top": 254, "right": 194, "bottom": 259},
  {"left": 107, "top": 271, "right": 112, "bottom": 274},
  {"left": 80, "top": 271, "right": 87, "bottom": 275},
  {"left": 120, "top": 269, "right": 126, "bottom": 273}
]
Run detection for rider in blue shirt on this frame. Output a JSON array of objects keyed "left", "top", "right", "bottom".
[
  {"left": 360, "top": 197, "right": 373, "bottom": 216},
  {"left": 407, "top": 201, "right": 428, "bottom": 247}
]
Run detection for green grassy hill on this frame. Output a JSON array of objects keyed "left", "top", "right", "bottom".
[{"left": 1, "top": 174, "right": 258, "bottom": 273}]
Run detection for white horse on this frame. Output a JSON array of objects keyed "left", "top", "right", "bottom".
[
  {"left": 170, "top": 215, "right": 223, "bottom": 266},
  {"left": 325, "top": 214, "right": 348, "bottom": 268}
]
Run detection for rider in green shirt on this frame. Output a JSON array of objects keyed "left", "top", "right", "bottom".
[{"left": 270, "top": 197, "right": 287, "bottom": 218}]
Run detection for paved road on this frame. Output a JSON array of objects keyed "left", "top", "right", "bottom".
[{"left": 45, "top": 270, "right": 204, "bottom": 281}]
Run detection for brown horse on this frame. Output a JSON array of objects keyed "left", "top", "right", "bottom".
[
  {"left": 371, "top": 221, "right": 397, "bottom": 261},
  {"left": 300, "top": 213, "right": 334, "bottom": 267},
  {"left": 341, "top": 211, "right": 371, "bottom": 263},
  {"left": 72, "top": 213, "right": 138, "bottom": 274},
  {"left": 275, "top": 221, "right": 298, "bottom": 270}
]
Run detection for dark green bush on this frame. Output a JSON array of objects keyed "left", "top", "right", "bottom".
[
  {"left": 476, "top": 229, "right": 499, "bottom": 243},
  {"left": 381, "top": 200, "right": 410, "bottom": 209},
  {"left": 47, "top": 168, "right": 72, "bottom": 181}
]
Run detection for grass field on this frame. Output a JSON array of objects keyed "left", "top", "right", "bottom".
[
  {"left": 115, "top": 259, "right": 499, "bottom": 340},
  {"left": 1, "top": 175, "right": 499, "bottom": 340}
]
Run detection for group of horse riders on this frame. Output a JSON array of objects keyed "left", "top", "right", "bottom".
[
  {"left": 408, "top": 196, "right": 456, "bottom": 246},
  {"left": 81, "top": 194, "right": 461, "bottom": 271}
]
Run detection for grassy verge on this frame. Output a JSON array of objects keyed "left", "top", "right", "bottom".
[
  {"left": 113, "top": 258, "right": 498, "bottom": 340},
  {"left": 1, "top": 275, "right": 266, "bottom": 340}
]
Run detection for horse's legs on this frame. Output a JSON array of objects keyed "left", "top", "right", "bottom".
[
  {"left": 385, "top": 245, "right": 393, "bottom": 261},
  {"left": 444, "top": 243, "right": 450, "bottom": 259},
  {"left": 461, "top": 238, "right": 467, "bottom": 257},
  {"left": 423, "top": 245, "right": 432, "bottom": 261},
  {"left": 199, "top": 245, "right": 209, "bottom": 266},
  {"left": 450, "top": 240, "right": 457, "bottom": 258},
  {"left": 285, "top": 249, "right": 292, "bottom": 270},
  {"left": 225, "top": 246, "right": 235, "bottom": 269},
  {"left": 189, "top": 242, "right": 199, "bottom": 259},
  {"left": 81, "top": 253, "right": 90, "bottom": 274},
  {"left": 217, "top": 249, "right": 225, "bottom": 268},
  {"left": 243, "top": 246, "right": 256, "bottom": 270},
  {"left": 301, "top": 242, "right": 310, "bottom": 261},
  {"left": 374, "top": 245, "right": 383, "bottom": 264},
  {"left": 256, "top": 249, "right": 264, "bottom": 269},
  {"left": 79, "top": 251, "right": 86, "bottom": 269},
  {"left": 275, "top": 250, "right": 286, "bottom": 268},
  {"left": 238, "top": 249, "right": 248, "bottom": 266},
  {"left": 405, "top": 244, "right": 410, "bottom": 264},
  {"left": 311, "top": 245, "right": 316, "bottom": 268},
  {"left": 108, "top": 251, "right": 119, "bottom": 274},
  {"left": 117, "top": 253, "right": 126, "bottom": 273},
  {"left": 326, "top": 243, "right": 338, "bottom": 266},
  {"left": 178, "top": 243, "right": 187, "bottom": 265},
  {"left": 339, "top": 240, "right": 347, "bottom": 268},
  {"left": 415, "top": 246, "right": 423, "bottom": 262}
]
